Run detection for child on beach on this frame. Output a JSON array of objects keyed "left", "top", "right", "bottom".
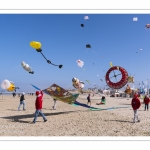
[
  {"left": 131, "top": 93, "right": 141, "bottom": 123},
  {"left": 52, "top": 98, "right": 57, "bottom": 110},
  {"left": 143, "top": 95, "right": 150, "bottom": 111},
  {"left": 96, "top": 96, "right": 106, "bottom": 105},
  {"left": 32, "top": 90, "right": 47, "bottom": 123},
  {"left": 87, "top": 94, "right": 91, "bottom": 107},
  {"left": 18, "top": 92, "right": 26, "bottom": 111}
]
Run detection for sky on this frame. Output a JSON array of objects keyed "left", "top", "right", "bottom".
[{"left": 0, "top": 14, "right": 150, "bottom": 92}]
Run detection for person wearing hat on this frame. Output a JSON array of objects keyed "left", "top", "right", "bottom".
[
  {"left": 18, "top": 92, "right": 26, "bottom": 111},
  {"left": 131, "top": 93, "right": 141, "bottom": 123},
  {"left": 32, "top": 90, "right": 47, "bottom": 123}
]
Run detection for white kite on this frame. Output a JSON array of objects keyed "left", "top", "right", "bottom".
[
  {"left": 21, "top": 61, "right": 34, "bottom": 74},
  {"left": 1, "top": 79, "right": 19, "bottom": 92},
  {"left": 133, "top": 17, "right": 138, "bottom": 21},
  {"left": 76, "top": 60, "right": 84, "bottom": 67},
  {"left": 72, "top": 77, "right": 84, "bottom": 94},
  {"left": 84, "top": 16, "right": 89, "bottom": 20}
]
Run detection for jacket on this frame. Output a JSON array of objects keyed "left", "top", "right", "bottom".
[
  {"left": 131, "top": 97, "right": 141, "bottom": 110},
  {"left": 20, "top": 95, "right": 25, "bottom": 101},
  {"left": 35, "top": 91, "right": 43, "bottom": 110},
  {"left": 144, "top": 97, "right": 150, "bottom": 104}
]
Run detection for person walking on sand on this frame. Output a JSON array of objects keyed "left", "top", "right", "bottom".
[
  {"left": 87, "top": 94, "right": 91, "bottom": 107},
  {"left": 18, "top": 92, "right": 26, "bottom": 111},
  {"left": 32, "top": 90, "right": 47, "bottom": 123},
  {"left": 131, "top": 93, "right": 141, "bottom": 123},
  {"left": 143, "top": 95, "right": 150, "bottom": 111},
  {"left": 52, "top": 98, "right": 57, "bottom": 110}
]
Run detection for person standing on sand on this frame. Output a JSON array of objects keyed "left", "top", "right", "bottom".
[
  {"left": 131, "top": 93, "right": 141, "bottom": 123},
  {"left": 87, "top": 94, "right": 91, "bottom": 107},
  {"left": 18, "top": 92, "right": 26, "bottom": 111},
  {"left": 143, "top": 95, "right": 150, "bottom": 111},
  {"left": 32, "top": 90, "right": 47, "bottom": 123},
  {"left": 52, "top": 98, "right": 57, "bottom": 110}
]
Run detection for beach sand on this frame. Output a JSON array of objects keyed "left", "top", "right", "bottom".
[{"left": 0, "top": 94, "right": 150, "bottom": 136}]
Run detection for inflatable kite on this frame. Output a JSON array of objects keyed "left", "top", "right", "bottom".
[
  {"left": 21, "top": 61, "right": 34, "bottom": 74},
  {"left": 105, "top": 66, "right": 128, "bottom": 89},
  {"left": 30, "top": 41, "right": 63, "bottom": 68},
  {"left": 72, "top": 77, "right": 84, "bottom": 94},
  {"left": 1, "top": 79, "right": 19, "bottom": 92},
  {"left": 76, "top": 60, "right": 84, "bottom": 67},
  {"left": 125, "top": 84, "right": 132, "bottom": 94}
]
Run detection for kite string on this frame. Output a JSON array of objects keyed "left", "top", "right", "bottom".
[{"left": 6, "top": 65, "right": 21, "bottom": 78}]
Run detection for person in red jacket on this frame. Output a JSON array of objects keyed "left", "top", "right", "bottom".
[
  {"left": 131, "top": 93, "right": 141, "bottom": 123},
  {"left": 32, "top": 90, "right": 47, "bottom": 123},
  {"left": 143, "top": 95, "right": 150, "bottom": 111}
]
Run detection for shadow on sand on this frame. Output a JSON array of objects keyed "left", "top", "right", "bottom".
[
  {"left": 104, "top": 119, "right": 133, "bottom": 123},
  {"left": 1, "top": 110, "right": 80, "bottom": 124}
]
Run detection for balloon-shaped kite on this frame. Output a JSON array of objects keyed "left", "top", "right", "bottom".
[
  {"left": 21, "top": 61, "right": 34, "bottom": 74},
  {"left": 72, "top": 77, "right": 84, "bottom": 94},
  {"left": 30, "top": 41, "right": 63, "bottom": 68},
  {"left": 1, "top": 79, "right": 19, "bottom": 92},
  {"left": 76, "top": 60, "right": 84, "bottom": 67}
]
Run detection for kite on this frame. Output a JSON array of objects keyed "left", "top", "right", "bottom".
[
  {"left": 76, "top": 60, "right": 84, "bottom": 67},
  {"left": 84, "top": 16, "right": 89, "bottom": 20},
  {"left": 30, "top": 41, "right": 63, "bottom": 68},
  {"left": 145, "top": 24, "right": 150, "bottom": 28},
  {"left": 100, "top": 79, "right": 103, "bottom": 82},
  {"left": 110, "top": 62, "right": 113, "bottom": 67},
  {"left": 128, "top": 76, "right": 134, "bottom": 83},
  {"left": 21, "top": 61, "right": 34, "bottom": 74},
  {"left": 81, "top": 24, "right": 84, "bottom": 27},
  {"left": 1, "top": 79, "right": 19, "bottom": 92},
  {"left": 72, "top": 77, "right": 84, "bottom": 94},
  {"left": 85, "top": 80, "right": 91, "bottom": 84},
  {"left": 105, "top": 66, "right": 129, "bottom": 89},
  {"left": 31, "top": 83, "right": 79, "bottom": 104},
  {"left": 133, "top": 17, "right": 138, "bottom": 21},
  {"left": 86, "top": 44, "right": 91, "bottom": 48},
  {"left": 125, "top": 84, "right": 132, "bottom": 94}
]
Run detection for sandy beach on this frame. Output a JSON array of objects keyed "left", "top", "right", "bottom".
[{"left": 0, "top": 94, "right": 150, "bottom": 136}]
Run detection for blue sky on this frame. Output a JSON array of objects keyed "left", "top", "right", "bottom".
[{"left": 0, "top": 14, "right": 150, "bottom": 92}]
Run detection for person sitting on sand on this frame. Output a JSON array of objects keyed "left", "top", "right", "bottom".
[
  {"left": 32, "top": 90, "right": 47, "bottom": 123},
  {"left": 131, "top": 93, "right": 141, "bottom": 123},
  {"left": 18, "top": 92, "right": 26, "bottom": 111},
  {"left": 96, "top": 96, "right": 106, "bottom": 105}
]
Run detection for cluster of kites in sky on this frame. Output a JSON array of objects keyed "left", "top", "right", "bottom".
[{"left": 0, "top": 16, "right": 150, "bottom": 94}]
